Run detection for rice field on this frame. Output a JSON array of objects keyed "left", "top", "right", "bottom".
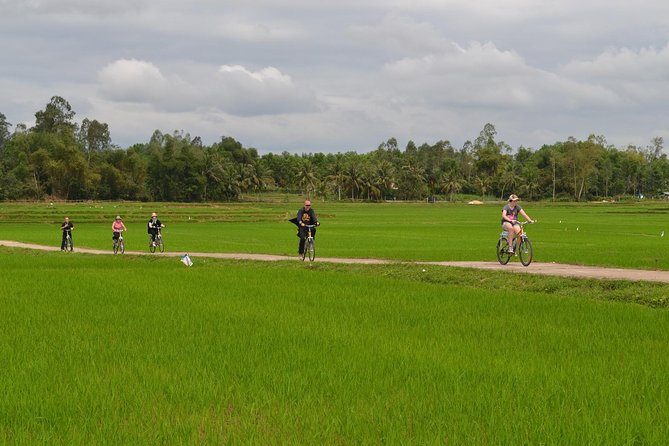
[{"left": 1, "top": 200, "right": 669, "bottom": 443}]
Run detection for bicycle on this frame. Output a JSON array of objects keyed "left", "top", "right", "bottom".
[
  {"left": 113, "top": 231, "right": 125, "bottom": 255},
  {"left": 496, "top": 221, "right": 533, "bottom": 266},
  {"left": 63, "top": 231, "right": 73, "bottom": 252},
  {"left": 149, "top": 231, "right": 165, "bottom": 253},
  {"left": 300, "top": 224, "right": 317, "bottom": 262}
]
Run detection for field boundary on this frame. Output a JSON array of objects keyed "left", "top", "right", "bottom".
[{"left": 2, "top": 239, "right": 669, "bottom": 283}]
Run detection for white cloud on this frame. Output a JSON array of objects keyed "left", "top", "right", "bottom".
[
  {"left": 560, "top": 44, "right": 669, "bottom": 106},
  {"left": 3, "top": 0, "right": 669, "bottom": 151},
  {"left": 348, "top": 13, "right": 453, "bottom": 55},
  {"left": 98, "top": 59, "right": 171, "bottom": 103},
  {"left": 96, "top": 59, "right": 318, "bottom": 117}
]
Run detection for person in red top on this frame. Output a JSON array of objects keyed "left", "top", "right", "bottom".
[{"left": 112, "top": 216, "right": 127, "bottom": 243}]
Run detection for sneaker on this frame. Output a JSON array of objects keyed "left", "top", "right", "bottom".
[{"left": 507, "top": 248, "right": 514, "bottom": 254}]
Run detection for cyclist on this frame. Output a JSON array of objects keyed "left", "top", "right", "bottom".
[
  {"left": 112, "top": 215, "right": 127, "bottom": 244},
  {"left": 147, "top": 212, "right": 164, "bottom": 247},
  {"left": 60, "top": 216, "right": 74, "bottom": 251},
  {"left": 297, "top": 200, "right": 319, "bottom": 257},
  {"left": 501, "top": 194, "right": 534, "bottom": 253}
]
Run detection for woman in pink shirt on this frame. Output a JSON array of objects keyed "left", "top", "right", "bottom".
[{"left": 112, "top": 216, "right": 127, "bottom": 243}]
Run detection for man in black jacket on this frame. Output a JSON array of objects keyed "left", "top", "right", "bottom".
[
  {"left": 147, "top": 212, "right": 164, "bottom": 246},
  {"left": 297, "top": 200, "right": 319, "bottom": 257},
  {"left": 60, "top": 217, "right": 74, "bottom": 251}
]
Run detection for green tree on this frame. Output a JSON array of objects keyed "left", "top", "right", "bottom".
[{"left": 79, "top": 118, "right": 111, "bottom": 163}]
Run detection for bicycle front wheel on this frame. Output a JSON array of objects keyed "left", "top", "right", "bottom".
[
  {"left": 149, "top": 239, "right": 156, "bottom": 253},
  {"left": 496, "top": 238, "right": 511, "bottom": 265},
  {"left": 120, "top": 240, "right": 125, "bottom": 254},
  {"left": 306, "top": 239, "right": 315, "bottom": 262},
  {"left": 113, "top": 240, "right": 119, "bottom": 254},
  {"left": 519, "top": 238, "right": 533, "bottom": 266},
  {"left": 67, "top": 238, "right": 73, "bottom": 252},
  {"left": 158, "top": 237, "right": 164, "bottom": 253}
]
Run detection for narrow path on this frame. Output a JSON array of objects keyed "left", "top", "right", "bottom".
[{"left": 2, "top": 240, "right": 669, "bottom": 283}]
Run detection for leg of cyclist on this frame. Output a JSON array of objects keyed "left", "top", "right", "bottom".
[
  {"left": 298, "top": 226, "right": 307, "bottom": 256},
  {"left": 502, "top": 221, "right": 519, "bottom": 253}
]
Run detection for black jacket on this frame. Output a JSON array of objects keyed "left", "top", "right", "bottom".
[
  {"left": 147, "top": 218, "right": 163, "bottom": 233},
  {"left": 297, "top": 208, "right": 318, "bottom": 226}
]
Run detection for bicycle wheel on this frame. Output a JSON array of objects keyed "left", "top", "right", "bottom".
[
  {"left": 67, "top": 237, "right": 73, "bottom": 252},
  {"left": 120, "top": 240, "right": 125, "bottom": 254},
  {"left": 113, "top": 240, "right": 119, "bottom": 254},
  {"left": 519, "top": 238, "right": 533, "bottom": 266},
  {"left": 149, "top": 239, "right": 156, "bottom": 253},
  {"left": 158, "top": 237, "right": 164, "bottom": 253},
  {"left": 306, "top": 239, "right": 315, "bottom": 262},
  {"left": 496, "top": 238, "right": 511, "bottom": 265}
]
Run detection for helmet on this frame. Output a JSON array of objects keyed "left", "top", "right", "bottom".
[
  {"left": 508, "top": 194, "right": 520, "bottom": 202},
  {"left": 115, "top": 215, "right": 122, "bottom": 220}
]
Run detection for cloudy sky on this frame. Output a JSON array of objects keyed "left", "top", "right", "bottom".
[{"left": 2, "top": 0, "right": 669, "bottom": 153}]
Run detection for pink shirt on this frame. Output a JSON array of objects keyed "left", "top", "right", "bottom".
[{"left": 112, "top": 221, "right": 124, "bottom": 231}]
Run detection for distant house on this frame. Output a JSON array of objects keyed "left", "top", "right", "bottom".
[{"left": 663, "top": 192, "right": 669, "bottom": 199}]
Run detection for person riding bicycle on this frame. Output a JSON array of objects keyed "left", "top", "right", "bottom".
[
  {"left": 60, "top": 216, "right": 74, "bottom": 251},
  {"left": 147, "top": 212, "right": 164, "bottom": 246},
  {"left": 502, "top": 194, "right": 534, "bottom": 253},
  {"left": 112, "top": 215, "right": 127, "bottom": 243},
  {"left": 297, "top": 200, "right": 319, "bottom": 257}
]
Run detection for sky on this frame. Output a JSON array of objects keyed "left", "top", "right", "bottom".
[{"left": 2, "top": 0, "right": 669, "bottom": 154}]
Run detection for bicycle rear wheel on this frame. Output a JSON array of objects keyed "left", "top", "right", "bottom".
[
  {"left": 496, "top": 238, "right": 511, "bottom": 265},
  {"left": 519, "top": 238, "right": 533, "bottom": 266},
  {"left": 306, "top": 239, "right": 315, "bottom": 262}
]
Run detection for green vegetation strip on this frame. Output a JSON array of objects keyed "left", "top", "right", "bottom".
[
  {"left": 3, "top": 200, "right": 669, "bottom": 269},
  {"left": 1, "top": 247, "right": 668, "bottom": 443}
]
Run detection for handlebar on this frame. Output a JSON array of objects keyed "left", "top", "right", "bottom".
[{"left": 301, "top": 224, "right": 319, "bottom": 228}]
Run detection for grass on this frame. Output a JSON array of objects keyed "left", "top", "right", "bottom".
[
  {"left": 2, "top": 201, "right": 669, "bottom": 443},
  {"left": 2, "top": 200, "right": 669, "bottom": 268},
  {"left": 1, "top": 248, "right": 669, "bottom": 443}
]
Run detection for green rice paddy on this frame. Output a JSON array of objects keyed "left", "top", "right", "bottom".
[{"left": 1, "top": 200, "right": 668, "bottom": 443}]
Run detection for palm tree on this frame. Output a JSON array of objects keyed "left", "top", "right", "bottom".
[
  {"left": 296, "top": 159, "right": 318, "bottom": 198},
  {"left": 475, "top": 175, "right": 492, "bottom": 198},
  {"left": 441, "top": 175, "right": 463, "bottom": 201},
  {"left": 247, "top": 162, "right": 274, "bottom": 200},
  {"left": 326, "top": 159, "right": 346, "bottom": 201},
  {"left": 344, "top": 163, "right": 362, "bottom": 200},
  {"left": 400, "top": 161, "right": 427, "bottom": 200},
  {"left": 373, "top": 160, "right": 396, "bottom": 200},
  {"left": 498, "top": 164, "right": 518, "bottom": 200}
]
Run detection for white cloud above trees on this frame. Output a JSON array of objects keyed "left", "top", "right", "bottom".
[{"left": 2, "top": 0, "right": 669, "bottom": 151}]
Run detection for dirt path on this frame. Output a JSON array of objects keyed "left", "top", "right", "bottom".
[{"left": 2, "top": 240, "right": 669, "bottom": 283}]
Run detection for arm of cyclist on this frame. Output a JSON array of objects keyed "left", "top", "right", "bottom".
[{"left": 519, "top": 209, "right": 534, "bottom": 224}]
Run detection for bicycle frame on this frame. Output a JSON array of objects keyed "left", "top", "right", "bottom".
[
  {"left": 497, "top": 221, "right": 533, "bottom": 266},
  {"left": 113, "top": 232, "right": 125, "bottom": 254},
  {"left": 301, "top": 224, "right": 317, "bottom": 261},
  {"left": 149, "top": 230, "right": 164, "bottom": 253}
]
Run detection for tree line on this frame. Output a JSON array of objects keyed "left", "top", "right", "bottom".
[{"left": 1, "top": 96, "right": 668, "bottom": 202}]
